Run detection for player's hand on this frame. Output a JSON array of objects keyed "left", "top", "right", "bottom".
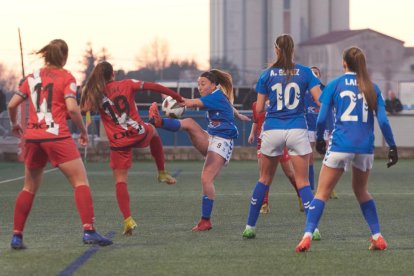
[
  {"left": 79, "top": 131, "right": 89, "bottom": 147},
  {"left": 387, "top": 146, "right": 398, "bottom": 168},
  {"left": 10, "top": 123, "right": 23, "bottom": 138},
  {"left": 175, "top": 95, "right": 184, "bottom": 103},
  {"left": 237, "top": 113, "right": 251, "bottom": 121},
  {"left": 248, "top": 134, "right": 254, "bottom": 144},
  {"left": 179, "top": 98, "right": 189, "bottom": 107},
  {"left": 315, "top": 139, "right": 326, "bottom": 155}
]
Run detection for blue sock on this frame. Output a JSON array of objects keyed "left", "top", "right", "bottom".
[
  {"left": 201, "top": 195, "right": 214, "bottom": 220},
  {"left": 360, "top": 199, "right": 380, "bottom": 235},
  {"left": 309, "top": 165, "right": 314, "bottom": 191},
  {"left": 162, "top": 118, "right": 181, "bottom": 132},
  {"left": 304, "top": 198, "right": 325, "bottom": 233},
  {"left": 246, "top": 182, "right": 269, "bottom": 227},
  {"left": 298, "top": 185, "right": 314, "bottom": 215}
]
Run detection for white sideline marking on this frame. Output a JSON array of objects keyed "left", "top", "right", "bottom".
[{"left": 0, "top": 168, "right": 58, "bottom": 184}]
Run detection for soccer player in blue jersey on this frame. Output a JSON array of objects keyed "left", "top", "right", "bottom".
[
  {"left": 242, "top": 34, "right": 322, "bottom": 239},
  {"left": 149, "top": 69, "right": 249, "bottom": 231},
  {"left": 296, "top": 47, "right": 398, "bottom": 252}
]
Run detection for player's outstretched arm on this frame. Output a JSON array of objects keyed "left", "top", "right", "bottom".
[{"left": 142, "top": 82, "right": 183, "bottom": 102}]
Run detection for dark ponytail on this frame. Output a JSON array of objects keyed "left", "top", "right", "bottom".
[
  {"left": 80, "top": 61, "right": 114, "bottom": 112},
  {"left": 270, "top": 34, "right": 295, "bottom": 81},
  {"left": 343, "top": 47, "right": 377, "bottom": 112}
]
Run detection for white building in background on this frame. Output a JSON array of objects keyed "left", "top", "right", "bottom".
[
  {"left": 299, "top": 29, "right": 406, "bottom": 92},
  {"left": 210, "top": 0, "right": 349, "bottom": 84}
]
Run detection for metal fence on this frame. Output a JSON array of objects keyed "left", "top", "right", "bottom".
[{"left": 0, "top": 110, "right": 256, "bottom": 150}]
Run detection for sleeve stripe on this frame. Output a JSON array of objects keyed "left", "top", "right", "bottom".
[
  {"left": 64, "top": 94, "right": 76, "bottom": 100},
  {"left": 15, "top": 91, "right": 27, "bottom": 99}
]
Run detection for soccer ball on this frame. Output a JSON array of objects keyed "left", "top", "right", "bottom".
[{"left": 161, "top": 96, "right": 186, "bottom": 118}]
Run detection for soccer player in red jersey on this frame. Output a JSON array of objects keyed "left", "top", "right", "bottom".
[
  {"left": 80, "top": 61, "right": 183, "bottom": 235},
  {"left": 7, "top": 39, "right": 112, "bottom": 249},
  {"left": 248, "top": 101, "right": 303, "bottom": 213}
]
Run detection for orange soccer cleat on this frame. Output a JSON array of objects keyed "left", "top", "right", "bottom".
[
  {"left": 295, "top": 235, "right": 312, "bottom": 252},
  {"left": 149, "top": 102, "right": 163, "bottom": 128},
  {"left": 192, "top": 219, "right": 212, "bottom": 232},
  {"left": 369, "top": 236, "right": 388, "bottom": 251}
]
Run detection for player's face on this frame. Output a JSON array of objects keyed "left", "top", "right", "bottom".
[{"left": 197, "top": 77, "right": 216, "bottom": 97}]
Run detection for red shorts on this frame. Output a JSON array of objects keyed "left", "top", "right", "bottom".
[
  {"left": 257, "top": 144, "right": 290, "bottom": 163},
  {"left": 110, "top": 124, "right": 155, "bottom": 170},
  {"left": 24, "top": 138, "right": 81, "bottom": 169}
]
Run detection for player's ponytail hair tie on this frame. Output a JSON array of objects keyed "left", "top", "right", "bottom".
[{"left": 200, "top": 71, "right": 219, "bottom": 85}]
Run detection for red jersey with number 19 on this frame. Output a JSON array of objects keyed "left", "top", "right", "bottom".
[
  {"left": 19, "top": 68, "right": 77, "bottom": 141},
  {"left": 100, "top": 79, "right": 149, "bottom": 149}
]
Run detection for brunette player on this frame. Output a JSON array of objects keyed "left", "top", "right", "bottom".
[{"left": 81, "top": 61, "right": 183, "bottom": 235}]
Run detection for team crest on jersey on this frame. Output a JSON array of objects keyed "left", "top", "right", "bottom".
[{"left": 70, "top": 82, "right": 77, "bottom": 92}]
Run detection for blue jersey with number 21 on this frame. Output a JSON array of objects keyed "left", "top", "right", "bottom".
[
  {"left": 256, "top": 64, "right": 320, "bottom": 130},
  {"left": 319, "top": 72, "right": 384, "bottom": 153}
]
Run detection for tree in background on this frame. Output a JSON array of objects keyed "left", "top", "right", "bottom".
[
  {"left": 97, "top": 47, "right": 111, "bottom": 63},
  {"left": 162, "top": 59, "right": 200, "bottom": 81},
  {"left": 136, "top": 37, "right": 170, "bottom": 80},
  {"left": 80, "top": 42, "right": 96, "bottom": 86},
  {"left": 0, "top": 63, "right": 18, "bottom": 93},
  {"left": 80, "top": 43, "right": 113, "bottom": 86}
]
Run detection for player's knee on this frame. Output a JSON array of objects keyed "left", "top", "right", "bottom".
[{"left": 180, "top": 118, "right": 195, "bottom": 130}]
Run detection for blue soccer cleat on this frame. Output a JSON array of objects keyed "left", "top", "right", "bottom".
[
  {"left": 82, "top": 230, "right": 113, "bottom": 246},
  {"left": 11, "top": 234, "right": 26, "bottom": 250}
]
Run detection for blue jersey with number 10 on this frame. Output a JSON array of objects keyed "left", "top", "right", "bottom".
[
  {"left": 256, "top": 64, "right": 320, "bottom": 130},
  {"left": 319, "top": 72, "right": 385, "bottom": 153}
]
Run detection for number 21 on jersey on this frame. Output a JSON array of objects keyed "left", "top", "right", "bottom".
[{"left": 340, "top": 90, "right": 368, "bottom": 122}]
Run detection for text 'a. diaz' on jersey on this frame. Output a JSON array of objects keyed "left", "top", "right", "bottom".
[
  {"left": 255, "top": 64, "right": 320, "bottom": 130},
  {"left": 319, "top": 72, "right": 384, "bottom": 154},
  {"left": 19, "top": 68, "right": 77, "bottom": 141},
  {"left": 199, "top": 89, "right": 238, "bottom": 139},
  {"left": 100, "top": 79, "right": 148, "bottom": 149}
]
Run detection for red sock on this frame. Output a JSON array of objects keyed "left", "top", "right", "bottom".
[
  {"left": 74, "top": 185, "right": 95, "bottom": 231},
  {"left": 263, "top": 189, "right": 269, "bottom": 204},
  {"left": 116, "top": 182, "right": 131, "bottom": 219},
  {"left": 13, "top": 190, "right": 35, "bottom": 234},
  {"left": 150, "top": 135, "right": 165, "bottom": 171}
]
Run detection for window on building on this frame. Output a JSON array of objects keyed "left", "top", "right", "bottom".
[
  {"left": 284, "top": 0, "right": 290, "bottom": 10},
  {"left": 283, "top": 11, "right": 291, "bottom": 33},
  {"left": 410, "top": 64, "right": 414, "bottom": 72}
]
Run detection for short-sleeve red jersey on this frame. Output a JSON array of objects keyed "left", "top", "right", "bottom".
[
  {"left": 100, "top": 79, "right": 148, "bottom": 149},
  {"left": 252, "top": 101, "right": 265, "bottom": 139},
  {"left": 18, "top": 68, "right": 77, "bottom": 141}
]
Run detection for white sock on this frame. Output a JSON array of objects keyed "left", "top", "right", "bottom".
[
  {"left": 304, "top": 232, "right": 312, "bottom": 238},
  {"left": 372, "top": 233, "right": 382, "bottom": 240},
  {"left": 245, "top": 225, "right": 255, "bottom": 230}
]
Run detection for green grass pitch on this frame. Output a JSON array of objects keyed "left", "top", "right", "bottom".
[{"left": 0, "top": 159, "right": 413, "bottom": 275}]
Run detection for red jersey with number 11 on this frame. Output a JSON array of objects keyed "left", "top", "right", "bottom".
[{"left": 19, "top": 68, "right": 77, "bottom": 141}]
